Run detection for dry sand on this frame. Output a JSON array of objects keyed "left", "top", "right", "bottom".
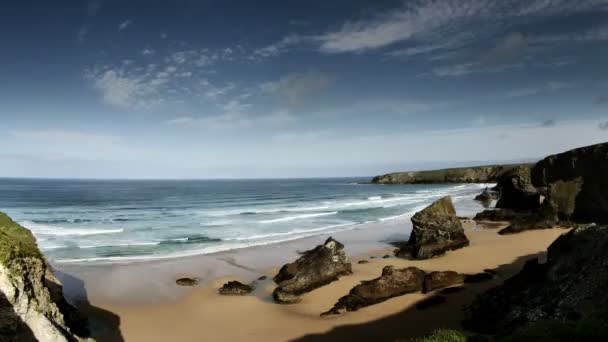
[{"left": 83, "top": 223, "right": 568, "bottom": 342}]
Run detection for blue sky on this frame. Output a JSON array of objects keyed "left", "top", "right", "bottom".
[{"left": 1, "top": 0, "right": 608, "bottom": 178}]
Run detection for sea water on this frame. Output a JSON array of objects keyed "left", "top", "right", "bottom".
[{"left": 0, "top": 178, "right": 491, "bottom": 263}]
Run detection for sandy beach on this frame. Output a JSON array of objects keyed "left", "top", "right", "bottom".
[{"left": 57, "top": 220, "right": 568, "bottom": 342}]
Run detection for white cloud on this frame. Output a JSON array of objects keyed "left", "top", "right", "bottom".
[
  {"left": 261, "top": 71, "right": 332, "bottom": 105},
  {"left": 252, "top": 35, "right": 303, "bottom": 60},
  {"left": 118, "top": 19, "right": 132, "bottom": 31},
  {"left": 141, "top": 48, "right": 156, "bottom": 56},
  {"left": 314, "top": 0, "right": 607, "bottom": 54}
]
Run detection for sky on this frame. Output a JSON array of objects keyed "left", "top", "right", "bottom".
[{"left": 1, "top": 0, "right": 608, "bottom": 178}]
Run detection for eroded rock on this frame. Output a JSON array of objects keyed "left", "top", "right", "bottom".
[
  {"left": 423, "top": 271, "right": 465, "bottom": 293},
  {"left": 396, "top": 196, "right": 469, "bottom": 259},
  {"left": 272, "top": 237, "right": 352, "bottom": 304},
  {"left": 176, "top": 277, "right": 199, "bottom": 286},
  {"left": 322, "top": 266, "right": 425, "bottom": 315},
  {"left": 218, "top": 281, "right": 254, "bottom": 295}
]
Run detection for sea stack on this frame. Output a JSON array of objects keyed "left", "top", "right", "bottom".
[{"left": 396, "top": 196, "right": 469, "bottom": 259}]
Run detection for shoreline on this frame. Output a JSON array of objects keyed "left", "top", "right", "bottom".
[{"left": 55, "top": 218, "right": 569, "bottom": 341}]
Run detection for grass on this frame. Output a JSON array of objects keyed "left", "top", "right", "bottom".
[
  {"left": 408, "top": 329, "right": 467, "bottom": 342},
  {"left": 0, "top": 211, "right": 42, "bottom": 273}
]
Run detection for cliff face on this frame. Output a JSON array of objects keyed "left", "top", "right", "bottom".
[
  {"left": 371, "top": 164, "right": 532, "bottom": 184},
  {"left": 0, "top": 211, "right": 92, "bottom": 342},
  {"left": 532, "top": 142, "right": 608, "bottom": 223}
]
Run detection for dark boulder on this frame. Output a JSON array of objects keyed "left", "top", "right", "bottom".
[
  {"left": 474, "top": 187, "right": 499, "bottom": 207},
  {"left": 396, "top": 196, "right": 469, "bottom": 259},
  {"left": 495, "top": 165, "right": 542, "bottom": 211},
  {"left": 531, "top": 142, "right": 608, "bottom": 223},
  {"left": 498, "top": 199, "right": 559, "bottom": 235},
  {"left": 272, "top": 237, "right": 352, "bottom": 304},
  {"left": 473, "top": 208, "right": 527, "bottom": 222},
  {"left": 423, "top": 271, "right": 465, "bottom": 293},
  {"left": 218, "top": 281, "right": 254, "bottom": 295},
  {"left": 322, "top": 266, "right": 426, "bottom": 315},
  {"left": 176, "top": 277, "right": 199, "bottom": 286},
  {"left": 465, "top": 224, "right": 608, "bottom": 335}
]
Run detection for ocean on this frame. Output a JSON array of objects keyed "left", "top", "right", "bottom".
[{"left": 0, "top": 178, "right": 491, "bottom": 264}]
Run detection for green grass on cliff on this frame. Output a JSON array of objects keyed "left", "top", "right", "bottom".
[{"left": 0, "top": 211, "right": 41, "bottom": 271}]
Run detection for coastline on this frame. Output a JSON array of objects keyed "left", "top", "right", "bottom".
[{"left": 54, "top": 215, "right": 569, "bottom": 341}]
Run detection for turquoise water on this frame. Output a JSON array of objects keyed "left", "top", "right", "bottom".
[{"left": 0, "top": 178, "right": 490, "bottom": 263}]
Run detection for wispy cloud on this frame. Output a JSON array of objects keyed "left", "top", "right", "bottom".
[
  {"left": 251, "top": 35, "right": 303, "bottom": 60},
  {"left": 314, "top": 0, "right": 607, "bottom": 54},
  {"left": 260, "top": 71, "right": 333, "bottom": 105},
  {"left": 118, "top": 19, "right": 132, "bottom": 31},
  {"left": 164, "top": 109, "right": 295, "bottom": 129},
  {"left": 505, "top": 81, "right": 577, "bottom": 98}
]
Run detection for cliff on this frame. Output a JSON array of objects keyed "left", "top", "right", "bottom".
[
  {"left": 0, "top": 211, "right": 93, "bottom": 342},
  {"left": 371, "top": 163, "right": 532, "bottom": 184}
]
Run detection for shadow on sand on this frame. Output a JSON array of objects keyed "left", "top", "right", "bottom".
[
  {"left": 54, "top": 270, "right": 125, "bottom": 342},
  {"left": 291, "top": 252, "right": 544, "bottom": 342}
]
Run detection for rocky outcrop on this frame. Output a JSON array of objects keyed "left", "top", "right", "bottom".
[
  {"left": 371, "top": 164, "right": 530, "bottom": 184},
  {"left": 273, "top": 237, "right": 352, "bottom": 304},
  {"left": 0, "top": 211, "right": 93, "bottom": 342},
  {"left": 474, "top": 187, "right": 499, "bottom": 204},
  {"left": 498, "top": 200, "right": 559, "bottom": 235},
  {"left": 218, "top": 281, "right": 254, "bottom": 295},
  {"left": 396, "top": 196, "right": 469, "bottom": 259},
  {"left": 322, "top": 266, "right": 425, "bottom": 315},
  {"left": 531, "top": 142, "right": 608, "bottom": 223},
  {"left": 423, "top": 271, "right": 465, "bottom": 293},
  {"left": 473, "top": 208, "right": 528, "bottom": 222},
  {"left": 495, "top": 165, "right": 541, "bottom": 211},
  {"left": 464, "top": 224, "right": 608, "bottom": 335}
]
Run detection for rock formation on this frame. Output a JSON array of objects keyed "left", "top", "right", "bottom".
[
  {"left": 495, "top": 165, "right": 541, "bottom": 211},
  {"left": 0, "top": 211, "right": 93, "bottom": 342},
  {"left": 396, "top": 196, "right": 469, "bottom": 259},
  {"left": 272, "top": 237, "right": 352, "bottom": 304},
  {"left": 371, "top": 164, "right": 530, "bottom": 184},
  {"left": 218, "top": 281, "right": 254, "bottom": 295},
  {"left": 531, "top": 142, "right": 608, "bottom": 223},
  {"left": 465, "top": 224, "right": 608, "bottom": 335},
  {"left": 422, "top": 271, "right": 465, "bottom": 293},
  {"left": 322, "top": 266, "right": 425, "bottom": 315}
]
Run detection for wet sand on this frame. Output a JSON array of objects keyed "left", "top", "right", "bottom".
[{"left": 65, "top": 222, "right": 568, "bottom": 342}]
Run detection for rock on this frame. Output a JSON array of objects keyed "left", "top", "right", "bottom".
[
  {"left": 498, "top": 200, "right": 559, "bottom": 235},
  {"left": 357, "top": 260, "right": 369, "bottom": 264},
  {"left": 495, "top": 165, "right": 542, "bottom": 211},
  {"left": 416, "top": 295, "right": 447, "bottom": 310},
  {"left": 474, "top": 187, "right": 499, "bottom": 207},
  {"left": 473, "top": 209, "right": 527, "bottom": 222},
  {"left": 218, "top": 281, "right": 254, "bottom": 295},
  {"left": 0, "top": 211, "right": 93, "bottom": 342},
  {"left": 272, "top": 237, "right": 352, "bottom": 304},
  {"left": 257, "top": 275, "right": 267, "bottom": 281},
  {"left": 322, "top": 266, "right": 426, "bottom": 315},
  {"left": 176, "top": 277, "right": 199, "bottom": 286},
  {"left": 272, "top": 291, "right": 300, "bottom": 304},
  {"left": 423, "top": 271, "right": 465, "bottom": 293},
  {"left": 464, "top": 224, "right": 608, "bottom": 335},
  {"left": 396, "top": 196, "right": 469, "bottom": 259},
  {"left": 382, "top": 254, "right": 391, "bottom": 259},
  {"left": 371, "top": 164, "right": 531, "bottom": 184},
  {"left": 531, "top": 142, "right": 608, "bottom": 223}
]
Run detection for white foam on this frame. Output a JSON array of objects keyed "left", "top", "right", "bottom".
[
  {"left": 367, "top": 196, "right": 382, "bottom": 200},
  {"left": 225, "top": 222, "right": 354, "bottom": 241},
  {"left": 259, "top": 211, "right": 338, "bottom": 224},
  {"left": 21, "top": 221, "right": 124, "bottom": 236}
]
